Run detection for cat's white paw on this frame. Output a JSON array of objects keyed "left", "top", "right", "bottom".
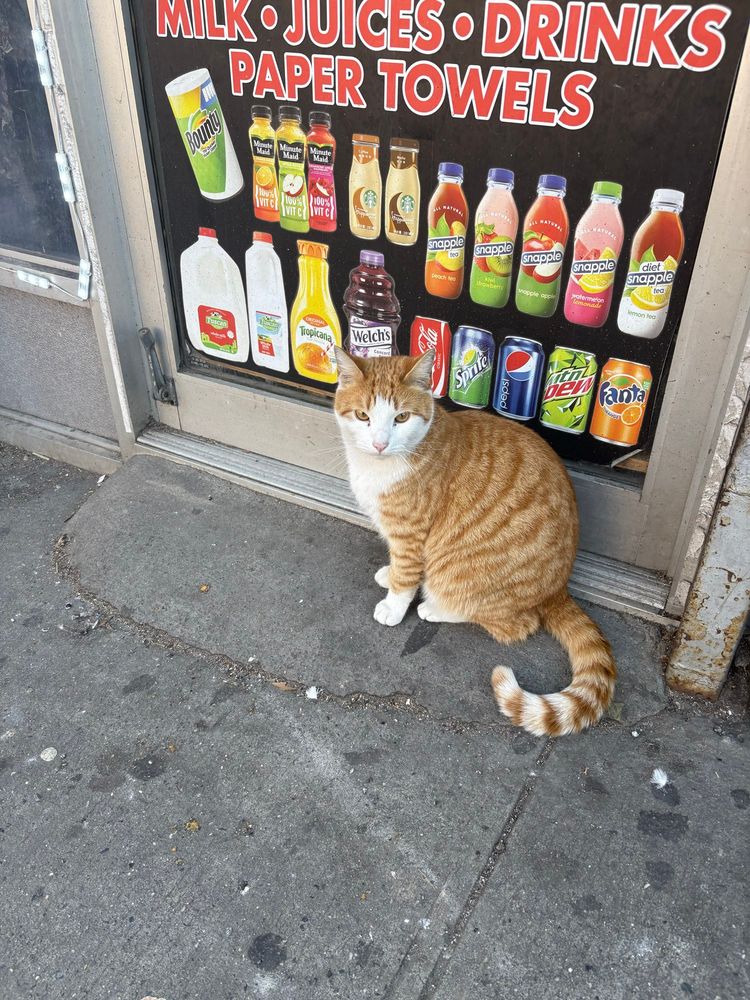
[
  {"left": 374, "top": 595, "right": 408, "bottom": 627},
  {"left": 417, "top": 600, "right": 468, "bottom": 624},
  {"left": 374, "top": 565, "right": 390, "bottom": 589}
]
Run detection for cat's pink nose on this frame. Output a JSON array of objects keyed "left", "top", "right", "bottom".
[{"left": 373, "top": 441, "right": 387, "bottom": 453}]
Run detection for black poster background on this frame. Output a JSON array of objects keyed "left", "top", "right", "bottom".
[{"left": 129, "top": 1, "right": 748, "bottom": 466}]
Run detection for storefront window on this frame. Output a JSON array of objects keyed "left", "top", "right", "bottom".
[{"left": 0, "top": 0, "right": 78, "bottom": 263}]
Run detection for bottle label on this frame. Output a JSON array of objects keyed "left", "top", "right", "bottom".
[
  {"left": 278, "top": 139, "right": 305, "bottom": 164},
  {"left": 309, "top": 167, "right": 336, "bottom": 223},
  {"left": 280, "top": 169, "right": 308, "bottom": 220},
  {"left": 198, "top": 304, "right": 238, "bottom": 354},
  {"left": 308, "top": 142, "right": 334, "bottom": 167},
  {"left": 622, "top": 249, "right": 678, "bottom": 313},
  {"left": 352, "top": 187, "right": 379, "bottom": 231},
  {"left": 388, "top": 191, "right": 417, "bottom": 237},
  {"left": 348, "top": 317, "right": 394, "bottom": 358},
  {"left": 427, "top": 214, "right": 466, "bottom": 266},
  {"left": 295, "top": 313, "right": 337, "bottom": 377},
  {"left": 255, "top": 311, "right": 283, "bottom": 357},
  {"left": 250, "top": 134, "right": 274, "bottom": 160}
]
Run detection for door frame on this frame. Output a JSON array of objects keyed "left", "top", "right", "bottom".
[{"left": 47, "top": 0, "right": 750, "bottom": 599}]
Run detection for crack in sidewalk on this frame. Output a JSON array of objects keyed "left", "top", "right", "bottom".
[{"left": 53, "top": 532, "right": 516, "bottom": 740}]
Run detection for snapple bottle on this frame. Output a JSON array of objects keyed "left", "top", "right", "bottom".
[
  {"left": 515, "top": 174, "right": 569, "bottom": 318},
  {"left": 307, "top": 111, "right": 336, "bottom": 233},
  {"left": 564, "top": 181, "right": 624, "bottom": 328},
  {"left": 470, "top": 167, "right": 518, "bottom": 309},
  {"left": 425, "top": 162, "right": 469, "bottom": 300},
  {"left": 343, "top": 250, "right": 401, "bottom": 358}
]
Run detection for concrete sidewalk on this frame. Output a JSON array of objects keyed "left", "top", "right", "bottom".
[{"left": 1, "top": 444, "right": 747, "bottom": 1000}]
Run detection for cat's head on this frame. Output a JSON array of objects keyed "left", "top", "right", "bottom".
[{"left": 333, "top": 349, "right": 436, "bottom": 458}]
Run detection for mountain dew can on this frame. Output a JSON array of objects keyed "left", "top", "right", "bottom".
[
  {"left": 165, "top": 68, "right": 244, "bottom": 201},
  {"left": 539, "top": 347, "right": 597, "bottom": 434},
  {"left": 449, "top": 326, "right": 495, "bottom": 408}
]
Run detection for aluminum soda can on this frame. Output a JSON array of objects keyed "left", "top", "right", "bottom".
[
  {"left": 410, "top": 316, "right": 451, "bottom": 397},
  {"left": 492, "top": 336, "right": 545, "bottom": 420},
  {"left": 590, "top": 358, "right": 653, "bottom": 447},
  {"left": 448, "top": 326, "right": 495, "bottom": 408},
  {"left": 539, "top": 347, "right": 598, "bottom": 434}
]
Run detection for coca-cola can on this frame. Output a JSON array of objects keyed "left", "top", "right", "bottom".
[{"left": 409, "top": 316, "right": 451, "bottom": 398}]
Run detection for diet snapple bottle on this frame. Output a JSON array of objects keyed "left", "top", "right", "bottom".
[
  {"left": 515, "top": 174, "right": 569, "bottom": 318},
  {"left": 618, "top": 189, "right": 685, "bottom": 339},
  {"left": 470, "top": 168, "right": 518, "bottom": 309},
  {"left": 564, "top": 182, "right": 624, "bottom": 328},
  {"left": 166, "top": 69, "right": 243, "bottom": 201},
  {"left": 343, "top": 251, "right": 401, "bottom": 358}
]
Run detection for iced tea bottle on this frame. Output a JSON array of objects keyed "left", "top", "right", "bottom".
[
  {"left": 617, "top": 189, "right": 685, "bottom": 339},
  {"left": 307, "top": 111, "right": 336, "bottom": 233},
  {"left": 276, "top": 105, "right": 309, "bottom": 233},
  {"left": 248, "top": 105, "right": 279, "bottom": 223},
  {"left": 425, "top": 162, "right": 469, "bottom": 300},
  {"left": 564, "top": 181, "right": 624, "bottom": 328},
  {"left": 343, "top": 250, "right": 401, "bottom": 358},
  {"left": 515, "top": 174, "right": 569, "bottom": 318}
]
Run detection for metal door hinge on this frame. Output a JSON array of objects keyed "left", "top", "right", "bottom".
[{"left": 140, "top": 328, "right": 177, "bottom": 406}]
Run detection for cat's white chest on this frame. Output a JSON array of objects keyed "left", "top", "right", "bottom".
[{"left": 345, "top": 450, "right": 409, "bottom": 534}]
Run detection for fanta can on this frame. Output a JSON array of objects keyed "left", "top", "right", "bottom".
[{"left": 590, "top": 358, "right": 652, "bottom": 447}]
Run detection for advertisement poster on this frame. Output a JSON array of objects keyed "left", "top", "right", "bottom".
[{"left": 130, "top": 1, "right": 748, "bottom": 465}]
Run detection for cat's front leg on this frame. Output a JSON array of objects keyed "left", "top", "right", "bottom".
[{"left": 373, "top": 539, "right": 423, "bottom": 627}]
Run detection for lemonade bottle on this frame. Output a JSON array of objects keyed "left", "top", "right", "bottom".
[
  {"left": 290, "top": 241, "right": 342, "bottom": 384},
  {"left": 564, "top": 181, "right": 624, "bottom": 328},
  {"left": 470, "top": 168, "right": 518, "bottom": 309},
  {"left": 276, "top": 105, "right": 309, "bottom": 233},
  {"left": 248, "top": 105, "right": 279, "bottom": 223},
  {"left": 425, "top": 162, "right": 469, "bottom": 300},
  {"left": 515, "top": 174, "right": 569, "bottom": 318},
  {"left": 617, "top": 189, "right": 685, "bottom": 339}
]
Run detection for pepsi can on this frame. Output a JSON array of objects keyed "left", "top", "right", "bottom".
[
  {"left": 449, "top": 326, "right": 495, "bottom": 409},
  {"left": 493, "top": 336, "right": 545, "bottom": 420}
]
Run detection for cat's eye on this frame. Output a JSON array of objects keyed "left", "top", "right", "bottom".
[
  {"left": 394, "top": 412, "right": 410, "bottom": 424},
  {"left": 354, "top": 410, "right": 369, "bottom": 422}
]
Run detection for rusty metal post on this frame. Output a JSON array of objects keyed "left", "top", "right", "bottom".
[{"left": 666, "top": 410, "right": 750, "bottom": 697}]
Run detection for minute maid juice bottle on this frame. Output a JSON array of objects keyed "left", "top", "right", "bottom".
[
  {"left": 291, "top": 241, "right": 342, "bottom": 384},
  {"left": 618, "top": 189, "right": 685, "bottom": 339},
  {"left": 515, "top": 174, "right": 569, "bottom": 318},
  {"left": 165, "top": 69, "right": 243, "bottom": 201},
  {"left": 248, "top": 105, "right": 279, "bottom": 223},
  {"left": 276, "top": 105, "right": 309, "bottom": 233}
]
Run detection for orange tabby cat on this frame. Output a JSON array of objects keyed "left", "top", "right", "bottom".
[{"left": 334, "top": 347, "right": 616, "bottom": 736}]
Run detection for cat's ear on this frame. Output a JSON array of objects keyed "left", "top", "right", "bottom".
[
  {"left": 335, "top": 347, "right": 365, "bottom": 387},
  {"left": 403, "top": 350, "right": 435, "bottom": 391}
]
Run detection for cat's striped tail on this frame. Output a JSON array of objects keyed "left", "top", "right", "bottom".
[{"left": 491, "top": 591, "right": 616, "bottom": 737}]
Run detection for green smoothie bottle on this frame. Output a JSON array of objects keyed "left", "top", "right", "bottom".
[
  {"left": 515, "top": 174, "right": 569, "bottom": 318},
  {"left": 470, "top": 168, "right": 518, "bottom": 308},
  {"left": 276, "top": 105, "right": 309, "bottom": 233}
]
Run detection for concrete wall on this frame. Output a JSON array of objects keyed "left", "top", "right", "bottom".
[{"left": 0, "top": 287, "right": 116, "bottom": 439}]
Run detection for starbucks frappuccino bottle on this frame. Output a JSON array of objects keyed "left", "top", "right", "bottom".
[
  {"left": 349, "top": 134, "right": 381, "bottom": 240},
  {"left": 385, "top": 138, "right": 420, "bottom": 246}
]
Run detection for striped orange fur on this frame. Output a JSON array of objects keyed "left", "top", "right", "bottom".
[{"left": 334, "top": 349, "right": 616, "bottom": 737}]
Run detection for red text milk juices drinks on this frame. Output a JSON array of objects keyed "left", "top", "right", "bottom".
[
  {"left": 425, "top": 162, "right": 469, "bottom": 300},
  {"left": 617, "top": 189, "right": 685, "bottom": 339},
  {"left": 343, "top": 250, "right": 401, "bottom": 357},
  {"left": 564, "top": 181, "right": 624, "bottom": 328},
  {"left": 307, "top": 111, "right": 336, "bottom": 233},
  {"left": 515, "top": 174, "right": 569, "bottom": 318},
  {"left": 470, "top": 168, "right": 518, "bottom": 309}
]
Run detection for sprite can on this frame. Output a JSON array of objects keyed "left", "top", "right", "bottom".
[
  {"left": 165, "top": 68, "right": 244, "bottom": 201},
  {"left": 449, "top": 326, "right": 495, "bottom": 408},
  {"left": 539, "top": 347, "right": 597, "bottom": 434}
]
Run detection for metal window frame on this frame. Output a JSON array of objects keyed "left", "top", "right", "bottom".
[{"left": 43, "top": 0, "right": 750, "bottom": 612}]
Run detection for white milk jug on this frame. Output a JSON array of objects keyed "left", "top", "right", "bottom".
[
  {"left": 180, "top": 228, "right": 249, "bottom": 362},
  {"left": 245, "top": 232, "right": 290, "bottom": 373}
]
